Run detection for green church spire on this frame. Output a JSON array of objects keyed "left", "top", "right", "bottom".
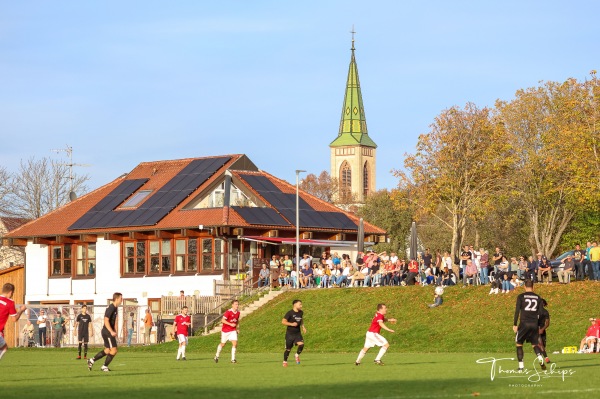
[{"left": 330, "top": 34, "right": 377, "bottom": 148}]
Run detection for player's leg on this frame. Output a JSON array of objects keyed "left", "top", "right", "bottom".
[
  {"left": 102, "top": 337, "right": 118, "bottom": 371},
  {"left": 215, "top": 332, "right": 230, "bottom": 362},
  {"left": 77, "top": 338, "right": 83, "bottom": 359},
  {"left": 357, "top": 332, "right": 376, "bottom": 365},
  {"left": 516, "top": 344, "right": 524, "bottom": 370},
  {"left": 373, "top": 334, "right": 389, "bottom": 364},
  {"left": 83, "top": 336, "right": 89, "bottom": 359},
  {"left": 295, "top": 339, "right": 304, "bottom": 364},
  {"left": 89, "top": 335, "right": 110, "bottom": 370},
  {"left": 231, "top": 339, "right": 237, "bottom": 363},
  {"left": 355, "top": 346, "right": 370, "bottom": 365},
  {"left": 0, "top": 335, "right": 8, "bottom": 360},
  {"left": 283, "top": 336, "right": 294, "bottom": 367}
]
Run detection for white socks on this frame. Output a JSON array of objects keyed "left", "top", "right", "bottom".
[
  {"left": 0, "top": 347, "right": 6, "bottom": 360},
  {"left": 375, "top": 347, "right": 387, "bottom": 361},
  {"left": 215, "top": 344, "right": 223, "bottom": 358},
  {"left": 356, "top": 349, "right": 366, "bottom": 363},
  {"left": 232, "top": 347, "right": 236, "bottom": 361},
  {"left": 518, "top": 361, "right": 524, "bottom": 369}
]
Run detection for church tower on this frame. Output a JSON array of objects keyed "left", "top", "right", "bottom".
[{"left": 330, "top": 34, "right": 377, "bottom": 205}]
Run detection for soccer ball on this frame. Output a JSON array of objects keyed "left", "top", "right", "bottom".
[{"left": 434, "top": 286, "right": 444, "bottom": 296}]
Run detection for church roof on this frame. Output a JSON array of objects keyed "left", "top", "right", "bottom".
[{"left": 330, "top": 39, "right": 377, "bottom": 148}]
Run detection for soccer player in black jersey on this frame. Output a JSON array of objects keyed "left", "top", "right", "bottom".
[
  {"left": 88, "top": 293, "right": 122, "bottom": 372},
  {"left": 538, "top": 298, "right": 551, "bottom": 364},
  {"left": 281, "top": 299, "right": 306, "bottom": 367},
  {"left": 513, "top": 280, "right": 545, "bottom": 370},
  {"left": 74, "top": 305, "right": 93, "bottom": 359}
]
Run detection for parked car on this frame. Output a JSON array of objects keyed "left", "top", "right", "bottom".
[{"left": 549, "top": 250, "right": 575, "bottom": 277}]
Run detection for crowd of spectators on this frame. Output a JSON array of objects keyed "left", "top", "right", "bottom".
[{"left": 255, "top": 241, "right": 600, "bottom": 291}]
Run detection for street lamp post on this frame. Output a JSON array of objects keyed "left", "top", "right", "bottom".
[{"left": 295, "top": 169, "right": 306, "bottom": 289}]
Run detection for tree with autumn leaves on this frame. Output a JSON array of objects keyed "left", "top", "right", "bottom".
[{"left": 397, "top": 73, "right": 600, "bottom": 260}]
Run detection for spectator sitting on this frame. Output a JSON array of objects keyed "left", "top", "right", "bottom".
[
  {"left": 289, "top": 269, "right": 298, "bottom": 289},
  {"left": 517, "top": 256, "right": 528, "bottom": 280},
  {"left": 557, "top": 255, "right": 575, "bottom": 284},
  {"left": 530, "top": 253, "right": 543, "bottom": 281},
  {"left": 405, "top": 258, "right": 419, "bottom": 286},
  {"left": 335, "top": 261, "right": 352, "bottom": 286},
  {"left": 349, "top": 263, "right": 369, "bottom": 287},
  {"left": 330, "top": 265, "right": 341, "bottom": 287},
  {"left": 464, "top": 259, "right": 478, "bottom": 286},
  {"left": 278, "top": 266, "right": 289, "bottom": 287},
  {"left": 439, "top": 271, "right": 455, "bottom": 287},
  {"left": 510, "top": 273, "right": 523, "bottom": 289},
  {"left": 258, "top": 264, "right": 270, "bottom": 288},
  {"left": 537, "top": 257, "right": 552, "bottom": 284},
  {"left": 300, "top": 264, "right": 313, "bottom": 288},
  {"left": 422, "top": 266, "right": 435, "bottom": 286},
  {"left": 428, "top": 287, "right": 444, "bottom": 308},
  {"left": 509, "top": 257, "right": 519, "bottom": 273},
  {"left": 313, "top": 265, "right": 324, "bottom": 288},
  {"left": 501, "top": 273, "right": 514, "bottom": 293}
]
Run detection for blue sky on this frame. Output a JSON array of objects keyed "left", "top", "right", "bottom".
[{"left": 1, "top": 1, "right": 598, "bottom": 193}]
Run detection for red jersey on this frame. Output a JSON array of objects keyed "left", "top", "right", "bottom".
[
  {"left": 174, "top": 314, "right": 191, "bottom": 336},
  {"left": 0, "top": 295, "right": 17, "bottom": 336},
  {"left": 408, "top": 260, "right": 419, "bottom": 273},
  {"left": 368, "top": 312, "right": 385, "bottom": 334},
  {"left": 587, "top": 325, "right": 600, "bottom": 338},
  {"left": 222, "top": 309, "right": 240, "bottom": 333}
]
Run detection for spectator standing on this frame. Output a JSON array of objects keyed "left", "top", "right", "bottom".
[
  {"left": 492, "top": 247, "right": 503, "bottom": 275},
  {"left": 127, "top": 312, "right": 135, "bottom": 347},
  {"left": 422, "top": 249, "right": 433, "bottom": 274},
  {"left": 530, "top": 253, "right": 543, "bottom": 282},
  {"left": 37, "top": 310, "right": 48, "bottom": 348},
  {"left": 460, "top": 245, "right": 472, "bottom": 286},
  {"left": 479, "top": 249, "right": 489, "bottom": 285},
  {"left": 143, "top": 308, "right": 154, "bottom": 345},
  {"left": 584, "top": 242, "right": 593, "bottom": 280},
  {"left": 442, "top": 252, "right": 452, "bottom": 274},
  {"left": 589, "top": 242, "right": 600, "bottom": 281},
  {"left": 283, "top": 255, "right": 293, "bottom": 272},
  {"left": 573, "top": 244, "right": 585, "bottom": 281}
]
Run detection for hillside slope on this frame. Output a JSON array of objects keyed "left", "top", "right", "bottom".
[{"left": 181, "top": 282, "right": 597, "bottom": 353}]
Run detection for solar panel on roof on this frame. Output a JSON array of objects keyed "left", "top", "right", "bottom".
[
  {"left": 69, "top": 157, "right": 231, "bottom": 230},
  {"left": 233, "top": 207, "right": 290, "bottom": 227}
]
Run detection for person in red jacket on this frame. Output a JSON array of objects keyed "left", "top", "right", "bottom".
[{"left": 578, "top": 318, "right": 599, "bottom": 353}]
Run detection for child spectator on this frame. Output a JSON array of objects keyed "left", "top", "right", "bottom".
[{"left": 428, "top": 287, "right": 444, "bottom": 308}]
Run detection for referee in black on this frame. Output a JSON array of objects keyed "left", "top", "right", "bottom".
[
  {"left": 281, "top": 299, "right": 307, "bottom": 367},
  {"left": 513, "top": 280, "right": 545, "bottom": 371},
  {"left": 88, "top": 293, "right": 122, "bottom": 372}
]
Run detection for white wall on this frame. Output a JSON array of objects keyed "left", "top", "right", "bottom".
[{"left": 24, "top": 237, "right": 223, "bottom": 306}]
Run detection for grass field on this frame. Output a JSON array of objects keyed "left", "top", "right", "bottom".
[
  {"left": 2, "top": 282, "right": 599, "bottom": 398},
  {"left": 1, "top": 350, "right": 598, "bottom": 398}
]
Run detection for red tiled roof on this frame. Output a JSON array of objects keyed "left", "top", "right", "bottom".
[
  {"left": 5, "top": 154, "right": 385, "bottom": 238},
  {"left": 0, "top": 217, "right": 31, "bottom": 232}
]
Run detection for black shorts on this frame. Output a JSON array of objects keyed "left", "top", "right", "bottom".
[
  {"left": 102, "top": 331, "right": 118, "bottom": 349},
  {"left": 516, "top": 323, "right": 539, "bottom": 345},
  {"left": 78, "top": 332, "right": 89, "bottom": 343},
  {"left": 285, "top": 333, "right": 304, "bottom": 349}
]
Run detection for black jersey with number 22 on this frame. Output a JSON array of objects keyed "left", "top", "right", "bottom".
[{"left": 514, "top": 292, "right": 542, "bottom": 326}]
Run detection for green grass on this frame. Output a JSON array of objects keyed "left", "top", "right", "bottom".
[
  {"left": 2, "top": 282, "right": 598, "bottom": 398},
  {"left": 172, "top": 282, "right": 597, "bottom": 353},
  {"left": 1, "top": 350, "right": 598, "bottom": 398}
]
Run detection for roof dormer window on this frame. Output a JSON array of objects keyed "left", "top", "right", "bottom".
[{"left": 121, "top": 190, "right": 152, "bottom": 208}]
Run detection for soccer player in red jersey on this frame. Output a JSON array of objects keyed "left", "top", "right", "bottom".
[
  {"left": 0, "top": 283, "right": 27, "bottom": 360},
  {"left": 173, "top": 306, "right": 191, "bottom": 360},
  {"left": 215, "top": 300, "right": 240, "bottom": 364},
  {"left": 355, "top": 303, "right": 396, "bottom": 366}
]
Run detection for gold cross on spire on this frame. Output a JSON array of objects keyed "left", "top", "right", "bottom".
[{"left": 350, "top": 25, "right": 356, "bottom": 50}]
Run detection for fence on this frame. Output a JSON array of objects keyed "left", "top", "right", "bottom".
[
  {"left": 9, "top": 304, "right": 172, "bottom": 348},
  {"left": 160, "top": 295, "right": 223, "bottom": 316}
]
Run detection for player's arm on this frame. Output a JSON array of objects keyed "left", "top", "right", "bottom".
[
  {"left": 10, "top": 305, "right": 26, "bottom": 323},
  {"left": 281, "top": 314, "right": 297, "bottom": 327},
  {"left": 378, "top": 320, "right": 394, "bottom": 333},
  {"left": 221, "top": 315, "right": 236, "bottom": 327},
  {"left": 513, "top": 296, "right": 521, "bottom": 332}
]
